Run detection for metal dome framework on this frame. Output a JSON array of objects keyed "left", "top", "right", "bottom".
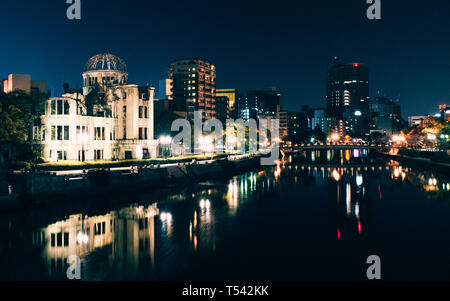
[{"left": 84, "top": 53, "right": 127, "bottom": 73}]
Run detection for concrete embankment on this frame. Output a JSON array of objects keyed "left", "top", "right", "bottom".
[
  {"left": 375, "top": 151, "right": 450, "bottom": 176},
  {"left": 6, "top": 155, "right": 262, "bottom": 208}
]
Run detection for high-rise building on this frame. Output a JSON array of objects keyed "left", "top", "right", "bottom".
[
  {"left": 158, "top": 78, "right": 173, "bottom": 100},
  {"left": 311, "top": 108, "right": 341, "bottom": 136},
  {"left": 369, "top": 96, "right": 403, "bottom": 135},
  {"left": 247, "top": 87, "right": 281, "bottom": 117},
  {"left": 169, "top": 59, "right": 216, "bottom": 121},
  {"left": 236, "top": 93, "right": 250, "bottom": 120},
  {"left": 3, "top": 74, "right": 46, "bottom": 95},
  {"left": 216, "top": 88, "right": 237, "bottom": 119},
  {"left": 215, "top": 96, "right": 229, "bottom": 123},
  {"left": 326, "top": 57, "right": 369, "bottom": 119}
]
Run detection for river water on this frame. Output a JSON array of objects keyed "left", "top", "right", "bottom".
[{"left": 1, "top": 149, "right": 450, "bottom": 281}]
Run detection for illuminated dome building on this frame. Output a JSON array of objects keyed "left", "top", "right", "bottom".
[
  {"left": 82, "top": 53, "right": 128, "bottom": 95},
  {"left": 37, "top": 53, "right": 157, "bottom": 162}
]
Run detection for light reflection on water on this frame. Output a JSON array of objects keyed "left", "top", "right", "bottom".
[{"left": 2, "top": 150, "right": 450, "bottom": 280}]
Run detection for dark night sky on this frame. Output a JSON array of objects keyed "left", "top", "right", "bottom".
[{"left": 1, "top": 0, "right": 450, "bottom": 118}]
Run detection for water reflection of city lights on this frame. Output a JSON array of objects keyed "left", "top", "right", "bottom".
[
  {"left": 356, "top": 175, "right": 363, "bottom": 186},
  {"left": 332, "top": 169, "right": 341, "bottom": 182},
  {"left": 346, "top": 183, "right": 351, "bottom": 216},
  {"left": 200, "top": 199, "right": 211, "bottom": 210},
  {"left": 428, "top": 178, "right": 437, "bottom": 186},
  {"left": 227, "top": 180, "right": 239, "bottom": 212},
  {"left": 274, "top": 165, "right": 281, "bottom": 179},
  {"left": 345, "top": 150, "right": 351, "bottom": 161}
]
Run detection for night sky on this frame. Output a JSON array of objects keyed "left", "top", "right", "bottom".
[{"left": 1, "top": 0, "right": 450, "bottom": 118}]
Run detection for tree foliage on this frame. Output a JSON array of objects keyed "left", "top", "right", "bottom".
[{"left": 0, "top": 90, "right": 47, "bottom": 167}]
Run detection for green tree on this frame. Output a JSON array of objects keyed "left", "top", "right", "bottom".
[{"left": 0, "top": 90, "right": 47, "bottom": 167}]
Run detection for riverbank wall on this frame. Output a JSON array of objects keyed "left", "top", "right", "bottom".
[{"left": 2, "top": 155, "right": 262, "bottom": 209}]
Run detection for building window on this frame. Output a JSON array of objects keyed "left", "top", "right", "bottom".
[
  {"left": 123, "top": 106, "right": 127, "bottom": 117},
  {"left": 139, "top": 128, "right": 143, "bottom": 140},
  {"left": 51, "top": 99, "right": 57, "bottom": 115},
  {"left": 94, "top": 149, "right": 103, "bottom": 161},
  {"left": 144, "top": 128, "right": 148, "bottom": 140},
  {"left": 57, "top": 232, "right": 62, "bottom": 247},
  {"left": 64, "top": 126, "right": 69, "bottom": 140},
  {"left": 63, "top": 100, "right": 70, "bottom": 115},
  {"left": 57, "top": 99, "right": 63, "bottom": 115},
  {"left": 64, "top": 232, "right": 69, "bottom": 247},
  {"left": 123, "top": 128, "right": 126, "bottom": 139},
  {"left": 144, "top": 106, "right": 148, "bottom": 118},
  {"left": 57, "top": 126, "right": 63, "bottom": 140},
  {"left": 94, "top": 127, "right": 105, "bottom": 140},
  {"left": 139, "top": 106, "right": 143, "bottom": 118},
  {"left": 57, "top": 151, "right": 67, "bottom": 161}
]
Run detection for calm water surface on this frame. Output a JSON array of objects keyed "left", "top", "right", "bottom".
[{"left": 1, "top": 150, "right": 450, "bottom": 281}]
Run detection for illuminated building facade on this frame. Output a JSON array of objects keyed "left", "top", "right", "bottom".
[
  {"left": 326, "top": 57, "right": 370, "bottom": 119},
  {"left": 169, "top": 59, "right": 216, "bottom": 121},
  {"left": 216, "top": 88, "right": 237, "bottom": 119},
  {"left": 3, "top": 73, "right": 46, "bottom": 95},
  {"left": 35, "top": 53, "right": 158, "bottom": 162}
]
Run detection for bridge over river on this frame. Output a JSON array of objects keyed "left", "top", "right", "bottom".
[{"left": 283, "top": 144, "right": 390, "bottom": 151}]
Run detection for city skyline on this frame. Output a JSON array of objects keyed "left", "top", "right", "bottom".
[{"left": 1, "top": 1, "right": 450, "bottom": 118}]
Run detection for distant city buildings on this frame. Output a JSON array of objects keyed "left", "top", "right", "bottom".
[
  {"left": 438, "top": 104, "right": 450, "bottom": 121},
  {"left": 2, "top": 73, "right": 46, "bottom": 95},
  {"left": 247, "top": 87, "right": 281, "bottom": 117},
  {"left": 311, "top": 108, "right": 341, "bottom": 136},
  {"left": 408, "top": 116, "right": 427, "bottom": 127},
  {"left": 216, "top": 88, "right": 237, "bottom": 119},
  {"left": 369, "top": 96, "right": 403, "bottom": 135},
  {"left": 169, "top": 59, "right": 216, "bottom": 121},
  {"left": 215, "top": 96, "right": 228, "bottom": 123},
  {"left": 158, "top": 78, "right": 173, "bottom": 100}
]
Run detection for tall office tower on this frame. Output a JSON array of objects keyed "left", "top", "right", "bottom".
[
  {"left": 169, "top": 59, "right": 216, "bottom": 121},
  {"left": 158, "top": 78, "right": 173, "bottom": 100},
  {"left": 326, "top": 57, "right": 369, "bottom": 119},
  {"left": 216, "top": 88, "right": 237, "bottom": 119}
]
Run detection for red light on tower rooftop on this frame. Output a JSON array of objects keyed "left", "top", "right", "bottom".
[{"left": 353, "top": 63, "right": 359, "bottom": 67}]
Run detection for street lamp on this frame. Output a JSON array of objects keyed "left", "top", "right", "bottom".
[
  {"left": 331, "top": 133, "right": 340, "bottom": 144},
  {"left": 159, "top": 135, "right": 172, "bottom": 158},
  {"left": 199, "top": 136, "right": 214, "bottom": 156}
]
